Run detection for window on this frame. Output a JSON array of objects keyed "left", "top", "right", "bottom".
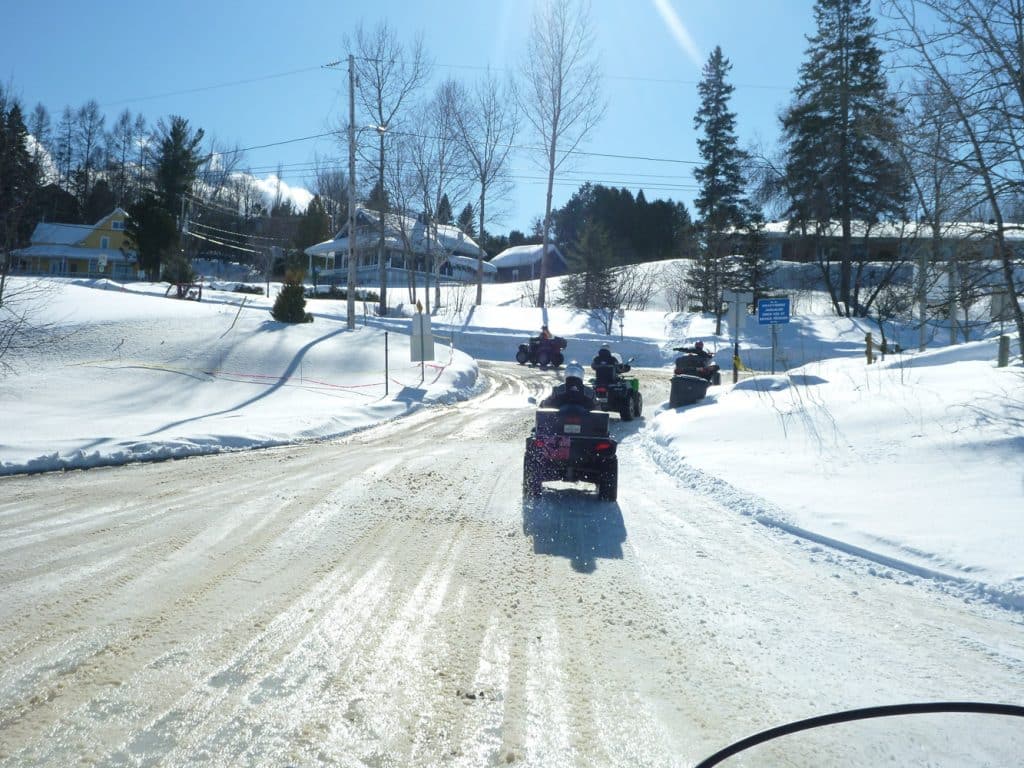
[
  {"left": 101, "top": 237, "right": 110, "bottom": 249},
  {"left": 111, "top": 221, "right": 125, "bottom": 231}
]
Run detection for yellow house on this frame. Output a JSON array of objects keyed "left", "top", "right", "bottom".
[{"left": 12, "top": 208, "right": 139, "bottom": 279}]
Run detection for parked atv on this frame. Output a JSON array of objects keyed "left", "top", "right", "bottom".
[
  {"left": 523, "top": 404, "right": 618, "bottom": 501},
  {"left": 669, "top": 345, "right": 721, "bottom": 407},
  {"left": 515, "top": 335, "right": 567, "bottom": 367},
  {"left": 591, "top": 354, "right": 643, "bottom": 421}
]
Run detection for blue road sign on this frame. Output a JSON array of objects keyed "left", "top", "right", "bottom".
[{"left": 757, "top": 297, "right": 791, "bottom": 325}]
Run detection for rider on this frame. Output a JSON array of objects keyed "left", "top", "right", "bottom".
[
  {"left": 540, "top": 362, "right": 596, "bottom": 410},
  {"left": 591, "top": 344, "right": 616, "bottom": 369},
  {"left": 590, "top": 344, "right": 621, "bottom": 388},
  {"left": 691, "top": 340, "right": 713, "bottom": 360},
  {"left": 540, "top": 324, "right": 553, "bottom": 340}
]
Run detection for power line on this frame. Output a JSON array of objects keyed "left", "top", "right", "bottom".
[
  {"left": 186, "top": 229, "right": 262, "bottom": 255},
  {"left": 101, "top": 65, "right": 330, "bottom": 108},
  {"left": 188, "top": 219, "right": 288, "bottom": 245}
]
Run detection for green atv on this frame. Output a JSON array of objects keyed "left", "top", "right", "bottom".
[{"left": 591, "top": 355, "right": 643, "bottom": 421}]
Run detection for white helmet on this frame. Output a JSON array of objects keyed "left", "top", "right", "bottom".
[{"left": 565, "top": 362, "right": 585, "bottom": 383}]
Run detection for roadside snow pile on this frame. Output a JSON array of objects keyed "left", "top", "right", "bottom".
[{"left": 645, "top": 339, "right": 1024, "bottom": 607}]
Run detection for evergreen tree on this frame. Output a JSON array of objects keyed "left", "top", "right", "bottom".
[
  {"left": 780, "top": 0, "right": 907, "bottom": 316},
  {"left": 435, "top": 193, "right": 453, "bottom": 225},
  {"left": 560, "top": 220, "right": 617, "bottom": 310},
  {"left": 457, "top": 203, "right": 476, "bottom": 237},
  {"left": 83, "top": 179, "right": 116, "bottom": 224},
  {"left": 154, "top": 115, "right": 205, "bottom": 218},
  {"left": 271, "top": 268, "right": 313, "bottom": 323},
  {"left": 692, "top": 46, "right": 750, "bottom": 329},
  {"left": 508, "top": 230, "right": 528, "bottom": 247},
  {"left": 125, "top": 194, "right": 178, "bottom": 281},
  {"left": 366, "top": 179, "right": 389, "bottom": 213},
  {"left": 295, "top": 195, "right": 332, "bottom": 255},
  {"left": 553, "top": 182, "right": 692, "bottom": 264},
  {"left": 1, "top": 96, "right": 43, "bottom": 302}
]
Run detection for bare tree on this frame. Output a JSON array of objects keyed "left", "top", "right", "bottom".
[
  {"left": 73, "top": 100, "right": 105, "bottom": 205},
  {"left": 892, "top": 79, "right": 976, "bottom": 348},
  {"left": 198, "top": 138, "right": 246, "bottom": 205},
  {"left": 518, "top": 0, "right": 605, "bottom": 307},
  {"left": 451, "top": 73, "right": 519, "bottom": 305},
  {"left": 381, "top": 132, "right": 423, "bottom": 305},
  {"left": 349, "top": 21, "right": 431, "bottom": 316},
  {"left": 52, "top": 106, "right": 75, "bottom": 191},
  {"left": 0, "top": 280, "right": 69, "bottom": 377},
  {"left": 409, "top": 80, "right": 472, "bottom": 312},
  {"left": 884, "top": 0, "right": 1024, "bottom": 358},
  {"left": 311, "top": 155, "right": 348, "bottom": 233},
  {"left": 105, "top": 109, "right": 147, "bottom": 207},
  {"left": 27, "top": 103, "right": 51, "bottom": 176}
]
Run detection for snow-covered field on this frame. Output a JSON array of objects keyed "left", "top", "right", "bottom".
[{"left": 1, "top": 273, "right": 1021, "bottom": 608}]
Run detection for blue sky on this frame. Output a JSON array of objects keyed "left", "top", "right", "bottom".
[{"left": 2, "top": 0, "right": 819, "bottom": 234}]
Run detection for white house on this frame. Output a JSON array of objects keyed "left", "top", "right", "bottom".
[
  {"left": 489, "top": 243, "right": 568, "bottom": 282},
  {"left": 305, "top": 207, "right": 493, "bottom": 286}
]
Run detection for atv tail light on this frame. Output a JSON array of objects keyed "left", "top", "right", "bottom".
[
  {"left": 533, "top": 438, "right": 546, "bottom": 447},
  {"left": 596, "top": 387, "right": 607, "bottom": 394},
  {"left": 673, "top": 367, "right": 683, "bottom": 375},
  {"left": 594, "top": 441, "right": 612, "bottom": 452}
]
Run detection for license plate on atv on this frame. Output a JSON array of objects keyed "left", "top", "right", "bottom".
[
  {"left": 563, "top": 424, "right": 581, "bottom": 434},
  {"left": 542, "top": 435, "right": 571, "bottom": 460}
]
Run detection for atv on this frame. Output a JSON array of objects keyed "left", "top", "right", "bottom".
[
  {"left": 590, "top": 354, "right": 643, "bottom": 421},
  {"left": 523, "top": 404, "right": 618, "bottom": 501},
  {"left": 515, "top": 335, "right": 567, "bottom": 367},
  {"left": 669, "top": 345, "right": 721, "bottom": 407}
]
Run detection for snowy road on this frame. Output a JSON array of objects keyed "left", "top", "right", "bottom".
[{"left": 1, "top": 362, "right": 1021, "bottom": 766}]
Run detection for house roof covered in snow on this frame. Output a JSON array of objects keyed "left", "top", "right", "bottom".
[
  {"left": 305, "top": 207, "right": 484, "bottom": 259},
  {"left": 29, "top": 208, "right": 130, "bottom": 246},
  {"left": 489, "top": 243, "right": 565, "bottom": 268},
  {"left": 447, "top": 253, "right": 497, "bottom": 274}
]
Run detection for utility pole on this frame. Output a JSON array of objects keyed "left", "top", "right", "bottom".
[{"left": 347, "top": 54, "right": 357, "bottom": 331}]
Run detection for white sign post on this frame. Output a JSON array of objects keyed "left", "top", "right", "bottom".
[{"left": 410, "top": 304, "right": 435, "bottom": 383}]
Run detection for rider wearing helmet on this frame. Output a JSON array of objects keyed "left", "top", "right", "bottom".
[
  {"left": 540, "top": 361, "right": 596, "bottom": 409},
  {"left": 590, "top": 344, "right": 620, "bottom": 388},
  {"left": 591, "top": 344, "right": 616, "bottom": 368},
  {"left": 692, "top": 340, "right": 713, "bottom": 360}
]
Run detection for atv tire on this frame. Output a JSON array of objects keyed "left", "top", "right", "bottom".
[
  {"left": 552, "top": 352, "right": 564, "bottom": 367},
  {"left": 536, "top": 349, "right": 551, "bottom": 368},
  {"left": 515, "top": 348, "right": 530, "bottom": 365},
  {"left": 632, "top": 391, "right": 643, "bottom": 418},
  {"left": 619, "top": 395, "right": 634, "bottom": 422},
  {"left": 711, "top": 370, "right": 722, "bottom": 386},
  {"left": 523, "top": 458, "right": 542, "bottom": 498},
  {"left": 598, "top": 462, "right": 618, "bottom": 501}
]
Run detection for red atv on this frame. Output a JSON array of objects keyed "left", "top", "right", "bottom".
[{"left": 523, "top": 404, "right": 618, "bottom": 501}]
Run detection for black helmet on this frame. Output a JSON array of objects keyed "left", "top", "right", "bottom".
[
  {"left": 695, "top": 340, "right": 704, "bottom": 350},
  {"left": 597, "top": 345, "right": 613, "bottom": 360}
]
